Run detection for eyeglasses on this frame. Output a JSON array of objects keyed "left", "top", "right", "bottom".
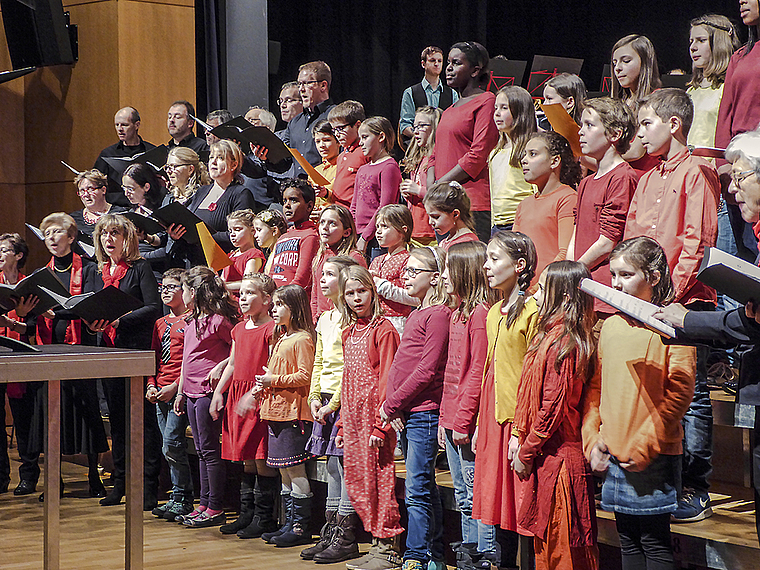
[
  {"left": 158, "top": 284, "right": 182, "bottom": 293},
  {"left": 403, "top": 267, "right": 436, "bottom": 277},
  {"left": 331, "top": 123, "right": 352, "bottom": 133},
  {"left": 412, "top": 123, "right": 432, "bottom": 131},
  {"left": 297, "top": 80, "right": 321, "bottom": 88},
  {"left": 731, "top": 169, "right": 756, "bottom": 187},
  {"left": 164, "top": 163, "right": 191, "bottom": 172},
  {"left": 277, "top": 97, "right": 302, "bottom": 106},
  {"left": 77, "top": 185, "right": 104, "bottom": 196}
]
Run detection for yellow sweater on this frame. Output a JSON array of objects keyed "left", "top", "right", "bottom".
[
  {"left": 484, "top": 296, "right": 539, "bottom": 423},
  {"left": 583, "top": 314, "right": 695, "bottom": 471}
]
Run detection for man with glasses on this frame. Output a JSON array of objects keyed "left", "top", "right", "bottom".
[
  {"left": 398, "top": 46, "right": 458, "bottom": 149},
  {"left": 281, "top": 61, "right": 335, "bottom": 178},
  {"left": 94, "top": 107, "right": 156, "bottom": 206}
]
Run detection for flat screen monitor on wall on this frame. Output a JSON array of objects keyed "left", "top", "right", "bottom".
[{"left": 0, "top": 0, "right": 76, "bottom": 69}]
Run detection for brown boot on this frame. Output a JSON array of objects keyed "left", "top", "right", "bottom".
[
  {"left": 313, "top": 512, "right": 360, "bottom": 563},
  {"left": 355, "top": 536, "right": 402, "bottom": 570},
  {"left": 301, "top": 510, "right": 337, "bottom": 559}
]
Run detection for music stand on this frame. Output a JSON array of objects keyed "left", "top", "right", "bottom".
[
  {"left": 486, "top": 58, "right": 527, "bottom": 93},
  {"left": 527, "top": 55, "right": 584, "bottom": 99},
  {"left": 600, "top": 64, "right": 612, "bottom": 95}
]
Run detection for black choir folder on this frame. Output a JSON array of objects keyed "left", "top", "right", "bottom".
[
  {"left": 151, "top": 202, "right": 206, "bottom": 244},
  {"left": 697, "top": 247, "right": 760, "bottom": 305},
  {"left": 579, "top": 279, "right": 676, "bottom": 338},
  {"left": 122, "top": 211, "right": 165, "bottom": 236},
  {"left": 0, "top": 267, "right": 71, "bottom": 316},
  {"left": 39, "top": 285, "right": 143, "bottom": 323}
]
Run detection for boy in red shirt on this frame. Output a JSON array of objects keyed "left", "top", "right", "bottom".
[
  {"left": 268, "top": 178, "right": 320, "bottom": 291},
  {"left": 147, "top": 268, "right": 194, "bottom": 521},
  {"left": 329, "top": 100, "right": 369, "bottom": 207},
  {"left": 624, "top": 88, "right": 721, "bottom": 523},
  {"left": 569, "top": 96, "right": 638, "bottom": 317}
]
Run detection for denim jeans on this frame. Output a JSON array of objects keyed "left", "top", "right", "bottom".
[
  {"left": 399, "top": 410, "right": 444, "bottom": 563},
  {"left": 444, "top": 431, "right": 497, "bottom": 555},
  {"left": 682, "top": 302, "right": 714, "bottom": 493},
  {"left": 156, "top": 396, "right": 193, "bottom": 503}
]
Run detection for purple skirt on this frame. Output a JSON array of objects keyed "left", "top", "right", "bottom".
[
  {"left": 305, "top": 393, "right": 342, "bottom": 457},
  {"left": 267, "top": 420, "right": 313, "bottom": 468}
]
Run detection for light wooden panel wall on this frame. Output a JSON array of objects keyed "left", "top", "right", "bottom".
[{"left": 0, "top": 0, "right": 196, "bottom": 268}]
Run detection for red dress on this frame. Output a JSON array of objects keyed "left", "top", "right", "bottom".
[
  {"left": 369, "top": 250, "right": 413, "bottom": 318},
  {"left": 222, "top": 247, "right": 265, "bottom": 283},
  {"left": 340, "top": 317, "right": 403, "bottom": 538},
  {"left": 221, "top": 319, "right": 274, "bottom": 461},
  {"left": 513, "top": 324, "right": 598, "bottom": 568}
]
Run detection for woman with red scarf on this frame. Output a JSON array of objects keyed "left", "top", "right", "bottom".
[
  {"left": 89, "top": 213, "right": 162, "bottom": 509},
  {"left": 0, "top": 233, "right": 41, "bottom": 496},
  {"left": 30, "top": 214, "right": 109, "bottom": 500}
]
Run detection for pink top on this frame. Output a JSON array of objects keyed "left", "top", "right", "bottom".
[
  {"left": 440, "top": 230, "right": 479, "bottom": 252},
  {"left": 716, "top": 44, "right": 760, "bottom": 153},
  {"left": 382, "top": 304, "right": 451, "bottom": 415},
  {"left": 351, "top": 158, "right": 403, "bottom": 241},
  {"left": 182, "top": 314, "right": 235, "bottom": 397},
  {"left": 430, "top": 92, "right": 499, "bottom": 212}
]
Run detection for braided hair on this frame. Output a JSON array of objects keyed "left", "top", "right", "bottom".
[{"left": 490, "top": 231, "right": 537, "bottom": 328}]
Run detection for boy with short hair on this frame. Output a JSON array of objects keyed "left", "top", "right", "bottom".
[
  {"left": 268, "top": 178, "right": 320, "bottom": 291},
  {"left": 328, "top": 101, "right": 368, "bottom": 207},
  {"left": 147, "top": 268, "right": 194, "bottom": 521},
  {"left": 624, "top": 87, "right": 721, "bottom": 523},
  {"left": 569, "top": 96, "right": 639, "bottom": 316}
]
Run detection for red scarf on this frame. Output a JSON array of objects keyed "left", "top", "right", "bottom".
[
  {"left": 100, "top": 259, "right": 129, "bottom": 346},
  {"left": 38, "top": 253, "right": 83, "bottom": 345}
]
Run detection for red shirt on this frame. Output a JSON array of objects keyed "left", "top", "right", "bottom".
[
  {"left": 716, "top": 44, "right": 760, "bottom": 152},
  {"left": 383, "top": 304, "right": 451, "bottom": 416},
  {"left": 624, "top": 148, "right": 720, "bottom": 305},
  {"left": 150, "top": 312, "right": 190, "bottom": 389},
  {"left": 222, "top": 247, "right": 266, "bottom": 283},
  {"left": 439, "top": 304, "right": 488, "bottom": 434},
  {"left": 574, "top": 162, "right": 638, "bottom": 314},
  {"left": 431, "top": 92, "right": 499, "bottom": 212},
  {"left": 440, "top": 230, "right": 479, "bottom": 251},
  {"left": 406, "top": 156, "right": 435, "bottom": 240},
  {"left": 332, "top": 141, "right": 369, "bottom": 207},
  {"left": 267, "top": 221, "right": 320, "bottom": 291}
]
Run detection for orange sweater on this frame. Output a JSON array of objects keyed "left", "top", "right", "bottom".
[
  {"left": 582, "top": 314, "right": 695, "bottom": 471},
  {"left": 259, "top": 330, "right": 315, "bottom": 422}
]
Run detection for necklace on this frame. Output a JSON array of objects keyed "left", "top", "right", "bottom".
[
  {"left": 54, "top": 262, "right": 73, "bottom": 272},
  {"left": 348, "top": 319, "right": 373, "bottom": 345}
]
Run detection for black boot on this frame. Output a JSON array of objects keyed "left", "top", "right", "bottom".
[
  {"left": 313, "top": 512, "right": 361, "bottom": 563},
  {"left": 272, "top": 493, "right": 312, "bottom": 547},
  {"left": 100, "top": 481, "right": 125, "bottom": 506},
  {"left": 251, "top": 477, "right": 287, "bottom": 541},
  {"left": 300, "top": 509, "right": 337, "bottom": 559},
  {"left": 87, "top": 454, "right": 106, "bottom": 498},
  {"left": 221, "top": 472, "right": 256, "bottom": 534}
]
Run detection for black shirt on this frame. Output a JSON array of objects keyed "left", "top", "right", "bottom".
[
  {"left": 94, "top": 137, "right": 156, "bottom": 206},
  {"left": 167, "top": 133, "right": 209, "bottom": 156}
]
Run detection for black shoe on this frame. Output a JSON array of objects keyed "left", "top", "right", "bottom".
[
  {"left": 100, "top": 488, "right": 124, "bottom": 506},
  {"left": 89, "top": 480, "right": 107, "bottom": 498},
  {"left": 38, "top": 480, "right": 64, "bottom": 502},
  {"left": 13, "top": 480, "right": 37, "bottom": 496}
]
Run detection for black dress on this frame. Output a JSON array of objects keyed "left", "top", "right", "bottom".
[{"left": 29, "top": 253, "right": 109, "bottom": 456}]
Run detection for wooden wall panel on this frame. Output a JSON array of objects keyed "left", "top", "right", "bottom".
[
  {"left": 0, "top": 0, "right": 195, "bottom": 269},
  {"left": 118, "top": 0, "right": 197, "bottom": 147}
]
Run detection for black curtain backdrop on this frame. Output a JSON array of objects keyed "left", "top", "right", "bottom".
[
  {"left": 197, "top": 0, "right": 743, "bottom": 130},
  {"left": 196, "top": 0, "right": 226, "bottom": 119}
]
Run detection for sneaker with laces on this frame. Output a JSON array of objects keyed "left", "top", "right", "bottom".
[
  {"left": 401, "top": 561, "right": 425, "bottom": 570},
  {"left": 164, "top": 501, "right": 194, "bottom": 522},
  {"left": 672, "top": 488, "right": 712, "bottom": 522},
  {"left": 152, "top": 500, "right": 175, "bottom": 518}
]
